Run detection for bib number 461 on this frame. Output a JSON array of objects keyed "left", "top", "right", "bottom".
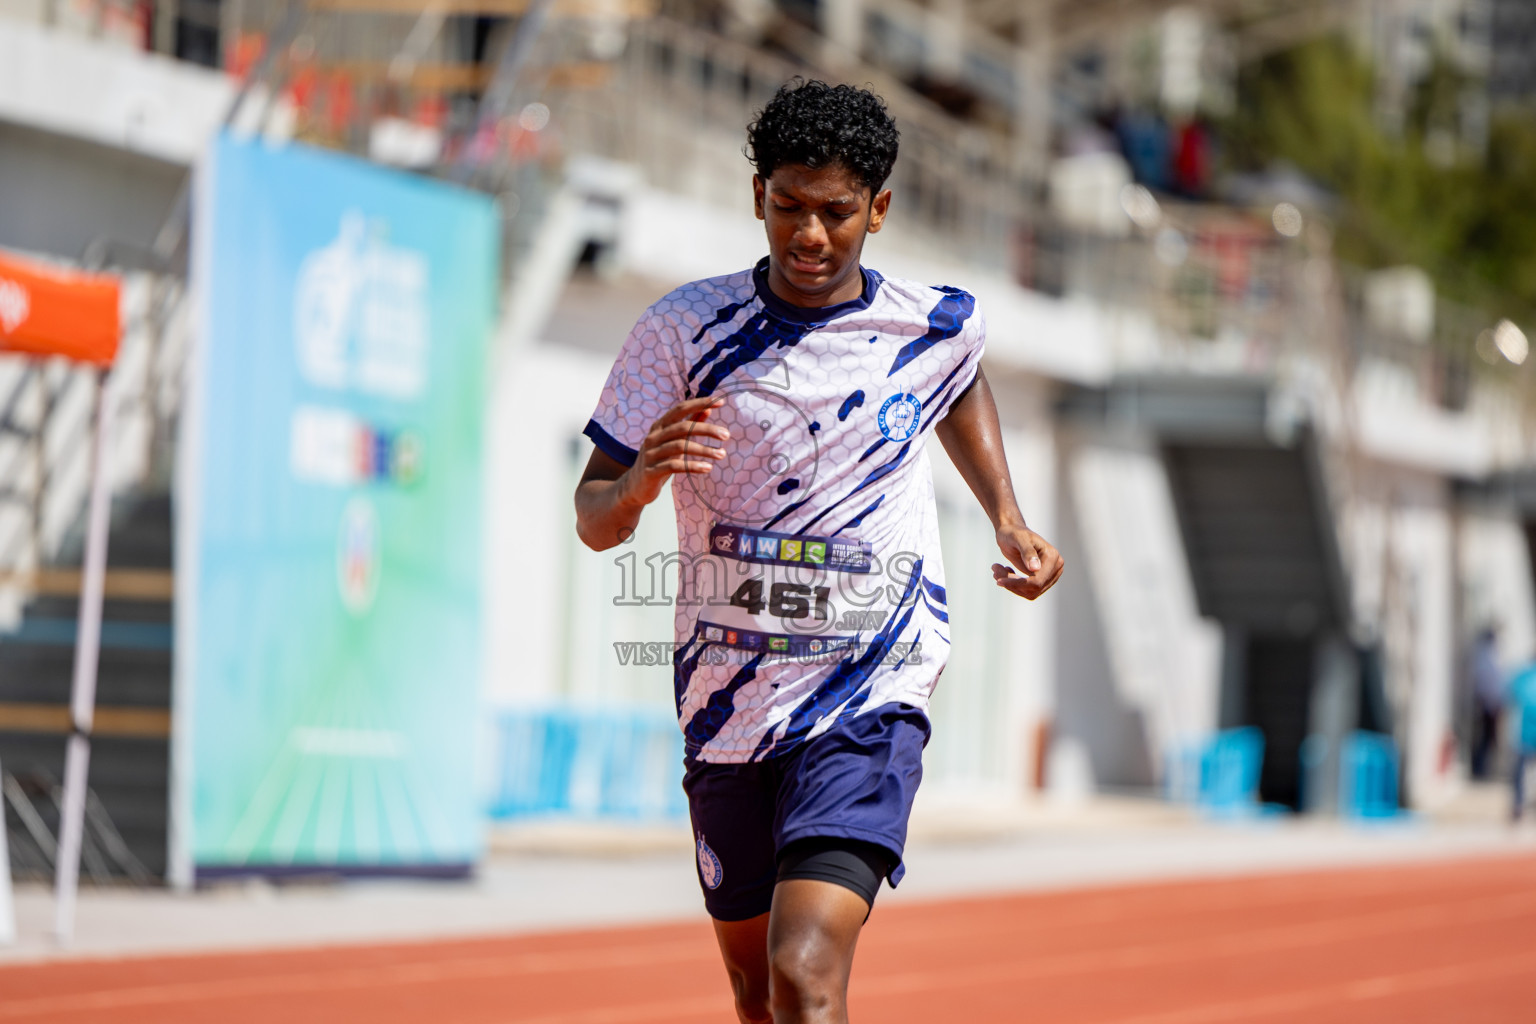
[{"left": 730, "top": 579, "right": 830, "bottom": 620}]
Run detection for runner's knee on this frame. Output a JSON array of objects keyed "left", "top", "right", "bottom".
[
  {"left": 725, "top": 962, "right": 772, "bottom": 1023},
  {"left": 768, "top": 928, "right": 847, "bottom": 1018}
]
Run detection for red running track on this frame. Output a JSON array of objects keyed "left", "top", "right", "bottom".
[{"left": 3, "top": 854, "right": 1534, "bottom": 1023}]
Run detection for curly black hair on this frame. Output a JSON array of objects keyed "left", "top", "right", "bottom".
[{"left": 745, "top": 79, "right": 900, "bottom": 194}]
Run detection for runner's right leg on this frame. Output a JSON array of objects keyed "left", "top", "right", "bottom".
[{"left": 766, "top": 878, "right": 869, "bottom": 1024}]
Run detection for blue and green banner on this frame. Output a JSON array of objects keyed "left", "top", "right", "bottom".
[{"left": 182, "top": 134, "right": 496, "bottom": 876}]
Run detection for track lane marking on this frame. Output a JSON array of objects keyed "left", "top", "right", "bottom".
[
  {"left": 475, "top": 899, "right": 1536, "bottom": 1024},
  {"left": 867, "top": 854, "right": 1536, "bottom": 944},
  {"left": 1092, "top": 947, "right": 1536, "bottom": 1024},
  {"left": 0, "top": 940, "right": 716, "bottom": 1019},
  {"left": 849, "top": 886, "right": 1536, "bottom": 1005},
  {"left": 6, "top": 859, "right": 1536, "bottom": 1021}
]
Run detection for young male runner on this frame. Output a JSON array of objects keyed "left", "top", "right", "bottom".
[{"left": 575, "top": 80, "right": 1063, "bottom": 1024}]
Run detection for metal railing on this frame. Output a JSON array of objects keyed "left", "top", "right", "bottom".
[
  {"left": 15, "top": 0, "right": 151, "bottom": 46},
  {"left": 542, "top": 15, "right": 1029, "bottom": 271},
  {"left": 207, "top": 7, "right": 1038, "bottom": 274},
  {"left": 1017, "top": 201, "right": 1528, "bottom": 430}
]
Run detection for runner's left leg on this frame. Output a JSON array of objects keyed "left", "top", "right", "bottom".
[{"left": 766, "top": 878, "right": 869, "bottom": 1024}]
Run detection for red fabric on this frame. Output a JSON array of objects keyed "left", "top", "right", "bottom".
[{"left": 1174, "top": 121, "right": 1210, "bottom": 196}]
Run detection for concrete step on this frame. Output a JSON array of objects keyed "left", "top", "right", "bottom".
[
  {"left": 51, "top": 492, "right": 173, "bottom": 571},
  {"left": 0, "top": 641, "right": 172, "bottom": 707},
  {"left": 1164, "top": 441, "right": 1342, "bottom": 631},
  {"left": 2, "top": 732, "right": 169, "bottom": 878}
]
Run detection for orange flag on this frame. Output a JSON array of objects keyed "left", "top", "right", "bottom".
[{"left": 0, "top": 251, "right": 120, "bottom": 366}]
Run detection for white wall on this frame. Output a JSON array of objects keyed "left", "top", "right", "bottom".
[
  {"left": 1400, "top": 495, "right": 1456, "bottom": 806},
  {"left": 484, "top": 341, "right": 681, "bottom": 709},
  {"left": 0, "top": 17, "right": 232, "bottom": 165},
  {"left": 925, "top": 372, "right": 1059, "bottom": 802},
  {"left": 1343, "top": 463, "right": 1459, "bottom": 807},
  {"left": 1460, "top": 507, "right": 1536, "bottom": 668},
  {"left": 1056, "top": 434, "right": 1221, "bottom": 789}
]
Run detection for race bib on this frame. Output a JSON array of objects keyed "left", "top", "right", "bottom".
[{"left": 695, "top": 522, "right": 897, "bottom": 654}]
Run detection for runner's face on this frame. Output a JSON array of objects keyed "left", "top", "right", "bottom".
[{"left": 754, "top": 163, "right": 890, "bottom": 308}]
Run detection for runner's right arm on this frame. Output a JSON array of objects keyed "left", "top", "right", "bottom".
[{"left": 574, "top": 396, "right": 730, "bottom": 551}]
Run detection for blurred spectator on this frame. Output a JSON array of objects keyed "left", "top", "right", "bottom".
[
  {"left": 1510, "top": 659, "right": 1536, "bottom": 822},
  {"left": 1116, "top": 110, "right": 1171, "bottom": 192},
  {"left": 1471, "top": 626, "right": 1503, "bottom": 779},
  {"left": 1172, "top": 118, "right": 1212, "bottom": 198}
]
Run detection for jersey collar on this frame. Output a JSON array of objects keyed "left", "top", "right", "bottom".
[{"left": 752, "top": 256, "right": 883, "bottom": 325}]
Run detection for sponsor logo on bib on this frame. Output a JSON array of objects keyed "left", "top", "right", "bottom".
[{"left": 710, "top": 523, "right": 872, "bottom": 574}]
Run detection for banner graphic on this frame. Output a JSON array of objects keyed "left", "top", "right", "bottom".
[{"left": 184, "top": 134, "right": 496, "bottom": 873}]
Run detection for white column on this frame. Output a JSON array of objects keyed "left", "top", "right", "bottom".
[
  {"left": 925, "top": 0, "right": 966, "bottom": 80},
  {"left": 1160, "top": 6, "right": 1204, "bottom": 117},
  {"left": 154, "top": 0, "right": 179, "bottom": 56},
  {"left": 1014, "top": 3, "right": 1054, "bottom": 182},
  {"left": 821, "top": 0, "right": 864, "bottom": 66},
  {"left": 52, "top": 369, "right": 114, "bottom": 945}
]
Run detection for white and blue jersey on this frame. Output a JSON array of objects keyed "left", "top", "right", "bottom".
[{"left": 585, "top": 257, "right": 985, "bottom": 763}]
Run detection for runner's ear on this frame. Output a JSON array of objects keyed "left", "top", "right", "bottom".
[{"left": 867, "top": 188, "right": 891, "bottom": 233}]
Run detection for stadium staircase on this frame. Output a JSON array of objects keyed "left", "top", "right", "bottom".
[
  {"left": 0, "top": 492, "right": 172, "bottom": 882},
  {"left": 1163, "top": 429, "right": 1350, "bottom": 809},
  {"left": 1053, "top": 204, "right": 1431, "bottom": 810},
  {"left": 1060, "top": 372, "right": 1360, "bottom": 808}
]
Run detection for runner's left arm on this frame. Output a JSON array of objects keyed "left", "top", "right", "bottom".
[{"left": 933, "top": 367, "right": 1064, "bottom": 600}]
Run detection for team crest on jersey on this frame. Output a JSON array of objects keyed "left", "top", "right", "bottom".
[
  {"left": 697, "top": 834, "right": 724, "bottom": 889},
  {"left": 878, "top": 393, "right": 922, "bottom": 441}
]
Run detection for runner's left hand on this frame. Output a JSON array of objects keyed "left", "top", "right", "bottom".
[{"left": 992, "top": 524, "right": 1064, "bottom": 601}]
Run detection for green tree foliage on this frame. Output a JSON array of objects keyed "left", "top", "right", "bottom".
[{"left": 1222, "top": 37, "right": 1536, "bottom": 322}]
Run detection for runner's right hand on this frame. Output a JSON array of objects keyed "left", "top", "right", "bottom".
[{"left": 624, "top": 396, "right": 731, "bottom": 507}]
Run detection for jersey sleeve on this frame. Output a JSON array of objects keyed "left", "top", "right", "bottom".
[
  {"left": 959, "top": 298, "right": 986, "bottom": 390},
  {"left": 928, "top": 295, "right": 987, "bottom": 425},
  {"left": 583, "top": 307, "right": 685, "bottom": 467}
]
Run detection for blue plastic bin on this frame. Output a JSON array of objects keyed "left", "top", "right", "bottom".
[{"left": 489, "top": 708, "right": 687, "bottom": 821}]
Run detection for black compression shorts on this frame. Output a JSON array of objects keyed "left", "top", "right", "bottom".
[{"left": 776, "top": 836, "right": 894, "bottom": 909}]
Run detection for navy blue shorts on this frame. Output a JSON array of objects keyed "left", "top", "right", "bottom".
[{"left": 682, "top": 702, "right": 930, "bottom": 922}]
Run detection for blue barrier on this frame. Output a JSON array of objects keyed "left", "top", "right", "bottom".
[
  {"left": 489, "top": 708, "right": 687, "bottom": 821},
  {"left": 1340, "top": 730, "right": 1403, "bottom": 820},
  {"left": 1166, "top": 727, "right": 1270, "bottom": 817}
]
